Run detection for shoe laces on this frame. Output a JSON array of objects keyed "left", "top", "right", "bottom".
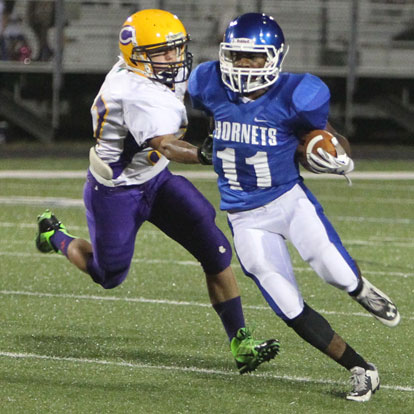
[
  {"left": 232, "top": 327, "right": 261, "bottom": 359},
  {"left": 349, "top": 368, "right": 368, "bottom": 393},
  {"left": 361, "top": 288, "right": 389, "bottom": 312},
  {"left": 236, "top": 327, "right": 252, "bottom": 341},
  {"left": 39, "top": 213, "right": 61, "bottom": 233}
]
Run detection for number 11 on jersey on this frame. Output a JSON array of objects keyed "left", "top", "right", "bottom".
[{"left": 216, "top": 148, "right": 272, "bottom": 190}]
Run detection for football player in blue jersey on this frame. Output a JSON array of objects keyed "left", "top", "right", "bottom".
[
  {"left": 188, "top": 12, "right": 400, "bottom": 401},
  {"left": 35, "top": 9, "right": 280, "bottom": 374}
]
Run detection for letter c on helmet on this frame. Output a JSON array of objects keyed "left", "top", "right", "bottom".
[{"left": 119, "top": 25, "right": 136, "bottom": 46}]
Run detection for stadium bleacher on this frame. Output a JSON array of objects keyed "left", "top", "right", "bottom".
[
  {"left": 0, "top": 0, "right": 412, "bottom": 142},
  {"left": 1, "top": 0, "right": 412, "bottom": 75}
]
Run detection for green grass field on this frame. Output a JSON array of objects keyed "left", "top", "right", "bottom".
[{"left": 1, "top": 156, "right": 413, "bottom": 413}]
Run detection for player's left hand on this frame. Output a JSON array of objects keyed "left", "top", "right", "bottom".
[
  {"left": 197, "top": 134, "right": 213, "bottom": 165},
  {"left": 308, "top": 137, "right": 354, "bottom": 174}
]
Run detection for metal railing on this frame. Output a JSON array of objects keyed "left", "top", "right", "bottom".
[
  {"left": 1, "top": 0, "right": 412, "bottom": 74},
  {"left": 0, "top": 0, "right": 413, "bottom": 137}
]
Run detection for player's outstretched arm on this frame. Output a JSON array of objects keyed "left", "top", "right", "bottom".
[
  {"left": 149, "top": 134, "right": 200, "bottom": 164},
  {"left": 150, "top": 133, "right": 214, "bottom": 165}
]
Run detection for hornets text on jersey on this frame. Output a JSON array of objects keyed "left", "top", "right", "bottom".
[{"left": 188, "top": 61, "right": 331, "bottom": 211}]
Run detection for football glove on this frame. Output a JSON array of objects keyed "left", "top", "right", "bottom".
[
  {"left": 197, "top": 134, "right": 213, "bottom": 165},
  {"left": 307, "top": 136, "right": 354, "bottom": 185}
]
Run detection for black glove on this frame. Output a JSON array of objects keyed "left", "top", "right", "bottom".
[{"left": 197, "top": 134, "right": 213, "bottom": 165}]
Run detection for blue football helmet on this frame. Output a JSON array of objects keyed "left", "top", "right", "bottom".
[{"left": 219, "top": 13, "right": 288, "bottom": 94}]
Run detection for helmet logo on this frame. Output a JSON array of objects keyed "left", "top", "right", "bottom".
[
  {"left": 231, "top": 38, "right": 255, "bottom": 46},
  {"left": 119, "top": 25, "right": 136, "bottom": 46}
]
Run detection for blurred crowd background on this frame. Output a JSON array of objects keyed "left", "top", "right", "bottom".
[{"left": 0, "top": 0, "right": 413, "bottom": 149}]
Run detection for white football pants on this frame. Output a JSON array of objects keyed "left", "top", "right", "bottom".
[{"left": 227, "top": 183, "right": 360, "bottom": 321}]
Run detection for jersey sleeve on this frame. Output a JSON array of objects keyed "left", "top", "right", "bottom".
[
  {"left": 292, "top": 73, "right": 330, "bottom": 130},
  {"left": 91, "top": 91, "right": 124, "bottom": 141},
  {"left": 188, "top": 62, "right": 214, "bottom": 115},
  {"left": 123, "top": 88, "right": 184, "bottom": 145}
]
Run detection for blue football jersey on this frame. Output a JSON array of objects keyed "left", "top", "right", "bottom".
[{"left": 188, "top": 61, "right": 330, "bottom": 211}]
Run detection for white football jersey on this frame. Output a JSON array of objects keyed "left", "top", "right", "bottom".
[{"left": 90, "top": 58, "right": 188, "bottom": 186}]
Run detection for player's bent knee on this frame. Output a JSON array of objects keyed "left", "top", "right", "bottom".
[
  {"left": 99, "top": 269, "right": 129, "bottom": 289},
  {"left": 285, "top": 302, "right": 334, "bottom": 352},
  {"left": 199, "top": 235, "right": 232, "bottom": 275},
  {"left": 87, "top": 257, "right": 130, "bottom": 289},
  {"left": 189, "top": 214, "right": 233, "bottom": 275}
]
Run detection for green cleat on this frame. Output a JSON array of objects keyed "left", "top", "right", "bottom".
[
  {"left": 35, "top": 209, "right": 73, "bottom": 254},
  {"left": 231, "top": 327, "right": 280, "bottom": 374}
]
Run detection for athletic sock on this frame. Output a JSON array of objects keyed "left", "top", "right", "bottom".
[
  {"left": 213, "top": 296, "right": 245, "bottom": 341},
  {"left": 348, "top": 277, "right": 363, "bottom": 297},
  {"left": 337, "top": 344, "right": 370, "bottom": 371},
  {"left": 50, "top": 231, "right": 75, "bottom": 256}
]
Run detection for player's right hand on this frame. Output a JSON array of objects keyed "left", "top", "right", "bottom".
[{"left": 197, "top": 134, "right": 213, "bottom": 165}]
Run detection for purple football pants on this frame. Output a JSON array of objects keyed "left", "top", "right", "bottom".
[{"left": 83, "top": 168, "right": 232, "bottom": 289}]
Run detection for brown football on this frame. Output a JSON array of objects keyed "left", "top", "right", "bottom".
[{"left": 297, "top": 129, "right": 337, "bottom": 171}]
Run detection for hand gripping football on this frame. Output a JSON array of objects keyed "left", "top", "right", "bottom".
[
  {"left": 297, "top": 130, "right": 337, "bottom": 172},
  {"left": 296, "top": 129, "right": 354, "bottom": 185}
]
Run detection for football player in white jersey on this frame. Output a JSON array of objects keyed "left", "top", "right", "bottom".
[
  {"left": 188, "top": 12, "right": 400, "bottom": 401},
  {"left": 35, "top": 9, "right": 280, "bottom": 374}
]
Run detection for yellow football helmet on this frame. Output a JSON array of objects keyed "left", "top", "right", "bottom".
[{"left": 119, "top": 9, "right": 192, "bottom": 84}]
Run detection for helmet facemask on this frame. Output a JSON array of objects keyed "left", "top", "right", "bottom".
[
  {"left": 131, "top": 35, "right": 193, "bottom": 84},
  {"left": 219, "top": 40, "right": 288, "bottom": 94}
]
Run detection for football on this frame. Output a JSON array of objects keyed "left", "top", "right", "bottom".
[{"left": 296, "top": 129, "right": 337, "bottom": 171}]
